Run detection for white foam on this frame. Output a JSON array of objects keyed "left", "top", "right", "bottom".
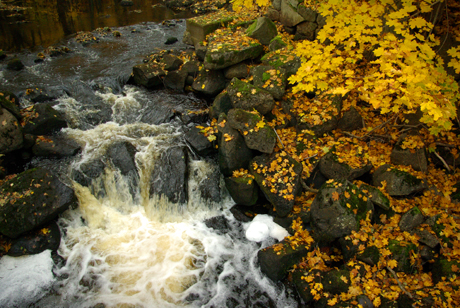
[
  {"left": 0, "top": 250, "right": 54, "bottom": 307},
  {"left": 245, "top": 214, "right": 289, "bottom": 242}
]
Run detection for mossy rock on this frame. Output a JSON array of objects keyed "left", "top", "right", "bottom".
[
  {"left": 185, "top": 11, "right": 235, "bottom": 44},
  {"left": 269, "top": 36, "right": 287, "bottom": 52},
  {"left": 261, "top": 49, "right": 301, "bottom": 78},
  {"left": 357, "top": 245, "right": 380, "bottom": 266},
  {"left": 226, "top": 78, "right": 275, "bottom": 115},
  {"left": 372, "top": 164, "right": 427, "bottom": 196},
  {"left": 224, "top": 176, "right": 259, "bottom": 206},
  {"left": 432, "top": 258, "right": 460, "bottom": 284},
  {"left": 387, "top": 239, "right": 418, "bottom": 273},
  {"left": 358, "top": 183, "right": 390, "bottom": 211}
]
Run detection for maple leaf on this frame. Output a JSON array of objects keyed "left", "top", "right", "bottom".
[
  {"left": 387, "top": 259, "right": 398, "bottom": 269},
  {"left": 332, "top": 191, "right": 340, "bottom": 201},
  {"left": 327, "top": 298, "right": 338, "bottom": 306}
]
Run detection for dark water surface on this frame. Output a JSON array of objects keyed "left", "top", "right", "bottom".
[{"left": 0, "top": 0, "right": 192, "bottom": 51}]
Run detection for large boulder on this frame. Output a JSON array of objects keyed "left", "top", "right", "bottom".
[
  {"left": 227, "top": 108, "right": 277, "bottom": 154},
  {"left": 280, "top": 0, "right": 305, "bottom": 27},
  {"left": 372, "top": 164, "right": 427, "bottom": 196},
  {"left": 261, "top": 49, "right": 301, "bottom": 79},
  {"left": 7, "top": 221, "right": 61, "bottom": 256},
  {"left": 209, "top": 92, "right": 233, "bottom": 119},
  {"left": 258, "top": 239, "right": 309, "bottom": 281},
  {"left": 164, "top": 70, "right": 188, "bottom": 91},
  {"left": 150, "top": 146, "right": 188, "bottom": 204},
  {"left": 310, "top": 179, "right": 374, "bottom": 243},
  {"left": 21, "top": 103, "right": 68, "bottom": 135},
  {"left": 0, "top": 168, "right": 77, "bottom": 238},
  {"left": 0, "top": 108, "right": 23, "bottom": 154},
  {"left": 225, "top": 174, "right": 259, "bottom": 206},
  {"left": 185, "top": 11, "right": 235, "bottom": 44},
  {"left": 318, "top": 152, "right": 372, "bottom": 181},
  {"left": 106, "top": 141, "right": 137, "bottom": 175},
  {"left": 204, "top": 29, "right": 264, "bottom": 70},
  {"left": 132, "top": 63, "right": 166, "bottom": 88},
  {"left": 249, "top": 152, "right": 303, "bottom": 217},
  {"left": 217, "top": 114, "right": 254, "bottom": 177},
  {"left": 185, "top": 126, "right": 215, "bottom": 157},
  {"left": 390, "top": 141, "right": 428, "bottom": 172},
  {"left": 32, "top": 134, "right": 80, "bottom": 157},
  {"left": 251, "top": 65, "right": 287, "bottom": 100},
  {"left": 226, "top": 78, "right": 275, "bottom": 115},
  {"left": 0, "top": 91, "right": 21, "bottom": 119},
  {"left": 246, "top": 17, "right": 278, "bottom": 45},
  {"left": 191, "top": 69, "right": 226, "bottom": 97}
]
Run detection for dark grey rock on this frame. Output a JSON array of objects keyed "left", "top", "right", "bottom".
[
  {"left": 165, "top": 37, "right": 178, "bottom": 45},
  {"left": 258, "top": 239, "right": 309, "bottom": 281},
  {"left": 295, "top": 21, "right": 317, "bottom": 41},
  {"left": 132, "top": 63, "right": 166, "bottom": 88},
  {"left": 217, "top": 114, "right": 254, "bottom": 177},
  {"left": 280, "top": 0, "right": 305, "bottom": 27},
  {"left": 161, "top": 54, "right": 183, "bottom": 71},
  {"left": 225, "top": 176, "right": 259, "bottom": 206},
  {"left": 399, "top": 206, "right": 425, "bottom": 232},
  {"left": 21, "top": 103, "right": 68, "bottom": 135},
  {"left": 415, "top": 229, "right": 440, "bottom": 248},
  {"left": 192, "top": 69, "right": 226, "bottom": 97},
  {"left": 226, "top": 78, "right": 275, "bottom": 115},
  {"left": 338, "top": 106, "right": 364, "bottom": 131},
  {"left": 310, "top": 180, "right": 374, "bottom": 243},
  {"left": 7, "top": 58, "right": 24, "bottom": 71},
  {"left": 319, "top": 152, "right": 372, "bottom": 181},
  {"left": 209, "top": 92, "right": 233, "bottom": 119},
  {"left": 251, "top": 65, "right": 287, "bottom": 100},
  {"left": 150, "top": 146, "right": 188, "bottom": 204},
  {"left": 227, "top": 108, "right": 277, "bottom": 154},
  {"left": 390, "top": 142, "right": 428, "bottom": 172},
  {"left": 0, "top": 168, "right": 77, "bottom": 238},
  {"left": 224, "top": 62, "right": 249, "bottom": 80},
  {"left": 372, "top": 164, "right": 427, "bottom": 196},
  {"left": 32, "top": 134, "right": 80, "bottom": 157},
  {"left": 298, "top": 5, "right": 317, "bottom": 22},
  {"left": 106, "top": 141, "right": 137, "bottom": 175},
  {"left": 0, "top": 108, "right": 23, "bottom": 154},
  {"left": 185, "top": 126, "right": 215, "bottom": 156},
  {"left": 164, "top": 70, "right": 188, "bottom": 91},
  {"left": 7, "top": 221, "right": 61, "bottom": 256}
]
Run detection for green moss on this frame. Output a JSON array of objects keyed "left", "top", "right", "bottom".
[
  {"left": 246, "top": 20, "right": 258, "bottom": 35},
  {"left": 390, "top": 168, "right": 422, "bottom": 186}
]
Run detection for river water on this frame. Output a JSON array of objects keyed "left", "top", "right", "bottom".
[{"left": 0, "top": 3, "right": 298, "bottom": 308}]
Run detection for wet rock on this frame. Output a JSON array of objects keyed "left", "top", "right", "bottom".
[
  {"left": 204, "top": 215, "right": 231, "bottom": 234},
  {"left": 7, "top": 58, "right": 24, "bottom": 71},
  {"left": 209, "top": 92, "right": 233, "bottom": 119},
  {"left": 192, "top": 69, "right": 226, "bottom": 97},
  {"left": 180, "top": 60, "right": 200, "bottom": 77},
  {"left": 226, "top": 78, "right": 275, "bottom": 115},
  {"left": 337, "top": 106, "right": 364, "bottom": 132},
  {"left": 150, "top": 146, "right": 188, "bottom": 204},
  {"left": 161, "top": 54, "right": 183, "bottom": 71},
  {"left": 249, "top": 152, "right": 303, "bottom": 217},
  {"left": 204, "top": 29, "right": 264, "bottom": 70},
  {"left": 194, "top": 42, "right": 207, "bottom": 61},
  {"left": 0, "top": 108, "right": 23, "bottom": 154},
  {"left": 225, "top": 176, "right": 259, "bottom": 206},
  {"left": 291, "top": 268, "right": 320, "bottom": 303},
  {"left": 72, "top": 159, "right": 105, "bottom": 187},
  {"left": 266, "top": 8, "right": 280, "bottom": 22},
  {"left": 0, "top": 50, "right": 6, "bottom": 60},
  {"left": 318, "top": 152, "right": 372, "bottom": 181},
  {"left": 357, "top": 295, "right": 374, "bottom": 308},
  {"left": 196, "top": 164, "right": 222, "bottom": 203},
  {"left": 185, "top": 126, "right": 215, "bottom": 157},
  {"left": 0, "top": 168, "right": 77, "bottom": 238},
  {"left": 224, "top": 62, "right": 249, "bottom": 80},
  {"left": 390, "top": 141, "right": 428, "bottom": 172},
  {"left": 304, "top": 163, "right": 328, "bottom": 190},
  {"left": 246, "top": 17, "right": 278, "bottom": 45},
  {"left": 372, "top": 164, "right": 427, "bottom": 196},
  {"left": 258, "top": 239, "right": 309, "bottom": 281},
  {"left": 32, "top": 134, "right": 80, "bottom": 157},
  {"left": 7, "top": 221, "right": 61, "bottom": 256},
  {"left": 251, "top": 65, "right": 287, "bottom": 100},
  {"left": 164, "top": 70, "right": 188, "bottom": 91},
  {"left": 132, "top": 63, "right": 166, "bottom": 88},
  {"left": 106, "top": 141, "right": 137, "bottom": 175},
  {"left": 23, "top": 87, "right": 66, "bottom": 103},
  {"left": 217, "top": 114, "right": 254, "bottom": 177},
  {"left": 280, "top": 0, "right": 305, "bottom": 27},
  {"left": 399, "top": 206, "right": 425, "bottom": 232},
  {"left": 261, "top": 49, "right": 301, "bottom": 79},
  {"left": 21, "top": 103, "right": 68, "bottom": 135},
  {"left": 0, "top": 91, "right": 21, "bottom": 119},
  {"left": 310, "top": 180, "right": 374, "bottom": 243},
  {"left": 227, "top": 108, "right": 277, "bottom": 154},
  {"left": 165, "top": 37, "right": 178, "bottom": 45}
]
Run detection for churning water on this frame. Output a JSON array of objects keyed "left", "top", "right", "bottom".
[{"left": 0, "top": 20, "right": 297, "bottom": 308}]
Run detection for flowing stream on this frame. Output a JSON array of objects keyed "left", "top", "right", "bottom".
[{"left": 0, "top": 13, "right": 298, "bottom": 308}]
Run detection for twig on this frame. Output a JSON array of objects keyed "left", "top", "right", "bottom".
[
  {"left": 301, "top": 179, "right": 319, "bottom": 194},
  {"left": 435, "top": 142, "right": 456, "bottom": 148},
  {"left": 365, "top": 114, "right": 398, "bottom": 137},
  {"left": 386, "top": 266, "right": 413, "bottom": 299},
  {"left": 274, "top": 128, "right": 285, "bottom": 149},
  {"left": 433, "top": 150, "right": 452, "bottom": 172}
]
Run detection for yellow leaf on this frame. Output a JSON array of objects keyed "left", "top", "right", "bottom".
[{"left": 327, "top": 298, "right": 338, "bottom": 306}]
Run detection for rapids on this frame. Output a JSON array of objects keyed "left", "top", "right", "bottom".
[{"left": 0, "top": 15, "right": 298, "bottom": 308}]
